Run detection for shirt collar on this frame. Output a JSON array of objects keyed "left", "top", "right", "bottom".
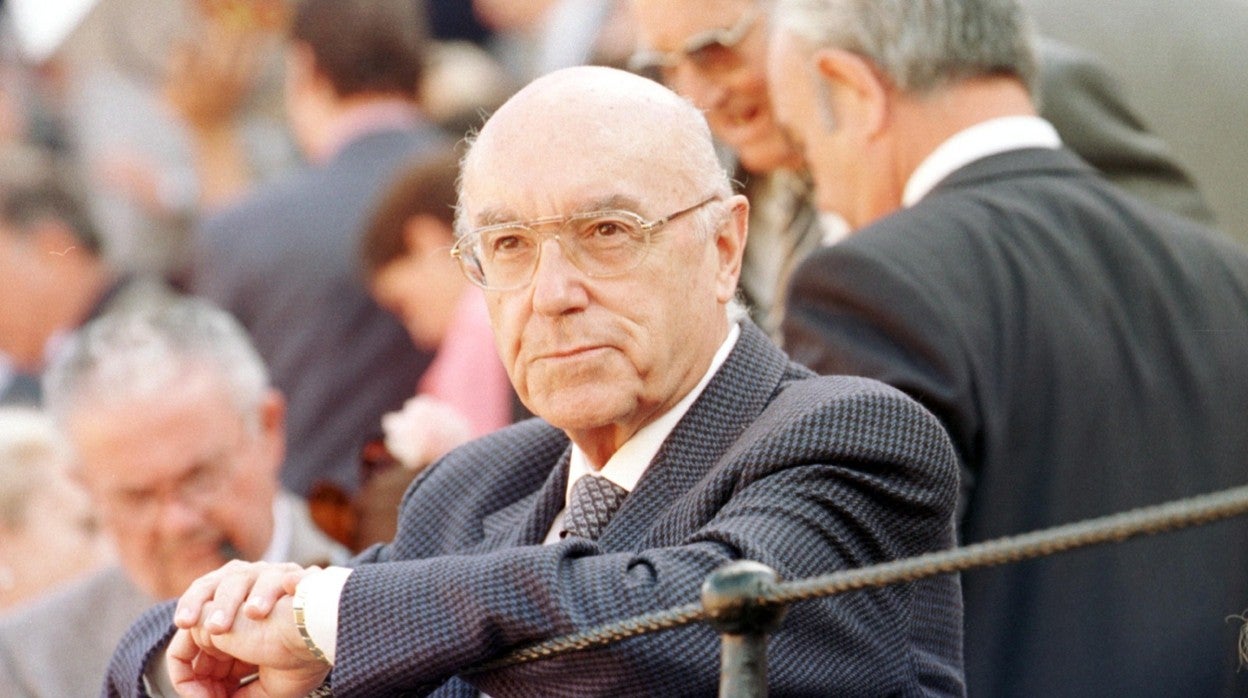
[
  {"left": 566, "top": 322, "right": 742, "bottom": 502},
  {"left": 902, "top": 116, "right": 1062, "bottom": 207}
]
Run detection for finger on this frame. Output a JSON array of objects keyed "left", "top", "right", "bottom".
[
  {"left": 242, "top": 564, "right": 311, "bottom": 620},
  {"left": 281, "top": 565, "right": 321, "bottom": 596},
  {"left": 175, "top": 560, "right": 250, "bottom": 628},
  {"left": 178, "top": 559, "right": 258, "bottom": 631},
  {"left": 203, "top": 563, "right": 265, "bottom": 633},
  {"left": 167, "top": 629, "right": 219, "bottom": 698}
]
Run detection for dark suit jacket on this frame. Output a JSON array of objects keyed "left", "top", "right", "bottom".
[
  {"left": 783, "top": 147, "right": 1248, "bottom": 697},
  {"left": 192, "top": 123, "right": 446, "bottom": 495},
  {"left": 104, "top": 322, "right": 965, "bottom": 697}
]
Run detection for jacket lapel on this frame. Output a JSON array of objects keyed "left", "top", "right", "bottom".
[
  {"left": 599, "top": 322, "right": 791, "bottom": 548},
  {"left": 479, "top": 447, "right": 572, "bottom": 548}
]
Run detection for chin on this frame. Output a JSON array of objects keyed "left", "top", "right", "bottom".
[{"left": 531, "top": 386, "right": 631, "bottom": 434}]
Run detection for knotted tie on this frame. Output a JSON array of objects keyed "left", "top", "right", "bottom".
[{"left": 561, "top": 474, "right": 629, "bottom": 540}]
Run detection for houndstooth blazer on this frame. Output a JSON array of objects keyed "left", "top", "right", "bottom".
[{"left": 103, "top": 321, "right": 964, "bottom": 697}]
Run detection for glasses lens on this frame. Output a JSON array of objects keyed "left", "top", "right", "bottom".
[
  {"left": 687, "top": 40, "right": 740, "bottom": 72},
  {"left": 563, "top": 212, "right": 647, "bottom": 276},
  {"left": 457, "top": 210, "right": 655, "bottom": 290},
  {"left": 467, "top": 227, "right": 538, "bottom": 290}
]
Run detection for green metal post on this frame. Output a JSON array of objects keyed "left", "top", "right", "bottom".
[{"left": 702, "top": 561, "right": 788, "bottom": 698}]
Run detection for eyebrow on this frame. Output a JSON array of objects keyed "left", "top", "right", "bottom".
[{"left": 472, "top": 194, "right": 649, "bottom": 228}]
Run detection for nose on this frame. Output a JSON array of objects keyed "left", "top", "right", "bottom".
[
  {"left": 668, "top": 62, "right": 730, "bottom": 111},
  {"left": 154, "top": 493, "right": 208, "bottom": 540},
  {"left": 528, "top": 237, "right": 589, "bottom": 316}
]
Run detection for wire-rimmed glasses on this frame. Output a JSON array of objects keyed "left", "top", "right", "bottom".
[
  {"left": 628, "top": 7, "right": 761, "bottom": 78},
  {"left": 451, "top": 196, "right": 720, "bottom": 291}
]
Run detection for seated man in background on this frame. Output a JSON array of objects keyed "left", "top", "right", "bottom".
[
  {"left": 0, "top": 406, "right": 113, "bottom": 613},
  {"left": 766, "top": 0, "right": 1248, "bottom": 696},
  {"left": 308, "top": 147, "right": 522, "bottom": 553},
  {"left": 187, "top": 0, "right": 449, "bottom": 497},
  {"left": 107, "top": 65, "right": 964, "bottom": 697},
  {"left": 0, "top": 298, "right": 348, "bottom": 698}
]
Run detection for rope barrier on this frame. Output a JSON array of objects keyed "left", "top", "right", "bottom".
[{"left": 469, "top": 482, "right": 1248, "bottom": 673}]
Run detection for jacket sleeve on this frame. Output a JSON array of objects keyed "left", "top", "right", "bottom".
[{"left": 101, "top": 602, "right": 177, "bottom": 698}]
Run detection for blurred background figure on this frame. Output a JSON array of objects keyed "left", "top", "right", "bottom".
[
  {"left": 0, "top": 298, "right": 347, "bottom": 698},
  {"left": 628, "top": 0, "right": 1218, "bottom": 337},
  {"left": 1020, "top": 0, "right": 1248, "bottom": 244},
  {"left": 764, "top": 0, "right": 1248, "bottom": 694},
  {"left": 473, "top": 0, "right": 636, "bottom": 84},
  {"left": 362, "top": 147, "right": 516, "bottom": 441},
  {"left": 418, "top": 38, "right": 514, "bottom": 138},
  {"left": 186, "top": 0, "right": 450, "bottom": 497},
  {"left": 4, "top": 0, "right": 296, "bottom": 284},
  {"left": 308, "top": 147, "right": 521, "bottom": 554},
  {"left": 0, "top": 174, "right": 174, "bottom": 406},
  {"left": 159, "top": 0, "right": 292, "bottom": 215},
  {"left": 0, "top": 406, "right": 112, "bottom": 614}
]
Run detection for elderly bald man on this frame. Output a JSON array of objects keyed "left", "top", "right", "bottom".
[{"left": 105, "top": 66, "right": 964, "bottom": 697}]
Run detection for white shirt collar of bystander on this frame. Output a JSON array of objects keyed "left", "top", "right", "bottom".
[{"left": 903, "top": 116, "right": 1062, "bottom": 207}]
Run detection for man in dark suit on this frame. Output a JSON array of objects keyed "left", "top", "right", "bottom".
[
  {"left": 104, "top": 66, "right": 965, "bottom": 697},
  {"left": 190, "top": 0, "right": 447, "bottom": 496},
  {"left": 628, "top": 0, "right": 1215, "bottom": 339},
  {"left": 766, "top": 1, "right": 1248, "bottom": 696}
]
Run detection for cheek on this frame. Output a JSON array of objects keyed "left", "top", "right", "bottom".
[{"left": 486, "top": 295, "right": 522, "bottom": 370}]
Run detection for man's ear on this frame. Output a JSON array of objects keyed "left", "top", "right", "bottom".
[
  {"left": 812, "top": 48, "right": 890, "bottom": 138},
  {"left": 714, "top": 194, "right": 749, "bottom": 304},
  {"left": 257, "top": 388, "right": 287, "bottom": 474}
]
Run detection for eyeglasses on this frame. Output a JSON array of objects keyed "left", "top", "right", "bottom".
[
  {"left": 98, "top": 428, "right": 254, "bottom": 525},
  {"left": 451, "top": 197, "right": 720, "bottom": 291},
  {"left": 102, "top": 454, "right": 235, "bottom": 525},
  {"left": 628, "top": 7, "right": 761, "bottom": 78}
]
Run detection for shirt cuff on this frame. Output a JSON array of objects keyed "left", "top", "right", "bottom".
[
  {"left": 143, "top": 649, "right": 177, "bottom": 697},
  {"left": 297, "top": 566, "right": 353, "bottom": 665}
]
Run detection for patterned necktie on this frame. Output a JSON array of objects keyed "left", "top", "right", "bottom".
[{"left": 561, "top": 474, "right": 629, "bottom": 540}]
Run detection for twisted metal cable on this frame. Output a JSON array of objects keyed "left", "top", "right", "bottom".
[{"left": 470, "top": 482, "right": 1248, "bottom": 673}]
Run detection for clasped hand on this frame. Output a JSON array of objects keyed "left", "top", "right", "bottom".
[{"left": 165, "top": 560, "right": 329, "bottom": 697}]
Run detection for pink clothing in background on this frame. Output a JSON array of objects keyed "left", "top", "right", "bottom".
[{"left": 416, "top": 289, "right": 512, "bottom": 436}]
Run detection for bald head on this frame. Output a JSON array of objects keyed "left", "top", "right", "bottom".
[{"left": 459, "top": 66, "right": 729, "bottom": 229}]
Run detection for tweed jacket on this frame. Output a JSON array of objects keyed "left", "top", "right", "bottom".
[
  {"left": 784, "top": 147, "right": 1248, "bottom": 697},
  {"left": 0, "top": 492, "right": 345, "bottom": 698},
  {"left": 191, "top": 122, "right": 447, "bottom": 496},
  {"left": 105, "top": 321, "right": 964, "bottom": 697}
]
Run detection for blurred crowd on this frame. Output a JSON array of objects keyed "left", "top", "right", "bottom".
[
  {"left": 0, "top": 5, "right": 639, "bottom": 685},
  {"left": 0, "top": 0, "right": 1246, "bottom": 696}
]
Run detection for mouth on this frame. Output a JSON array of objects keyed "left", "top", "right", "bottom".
[
  {"left": 539, "top": 345, "right": 609, "bottom": 361},
  {"left": 723, "top": 104, "right": 762, "bottom": 130}
]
